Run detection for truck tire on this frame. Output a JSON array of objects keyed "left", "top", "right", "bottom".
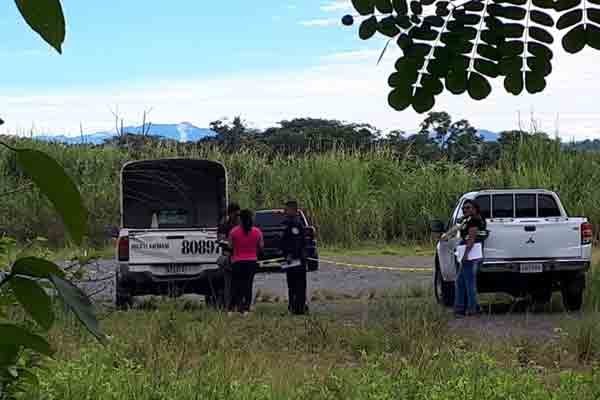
[
  {"left": 434, "top": 263, "right": 454, "bottom": 307},
  {"left": 115, "top": 276, "right": 133, "bottom": 310},
  {"left": 531, "top": 290, "right": 552, "bottom": 305},
  {"left": 562, "top": 276, "right": 585, "bottom": 312}
]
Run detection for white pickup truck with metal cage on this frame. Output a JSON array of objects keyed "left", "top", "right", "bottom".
[
  {"left": 113, "top": 159, "right": 228, "bottom": 308},
  {"left": 430, "top": 189, "right": 592, "bottom": 311}
]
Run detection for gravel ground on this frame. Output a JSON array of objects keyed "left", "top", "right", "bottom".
[{"left": 70, "top": 255, "right": 582, "bottom": 340}]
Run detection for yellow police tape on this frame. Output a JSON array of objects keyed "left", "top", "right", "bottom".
[{"left": 258, "top": 257, "right": 433, "bottom": 273}]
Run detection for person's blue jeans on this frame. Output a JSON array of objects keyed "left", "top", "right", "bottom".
[{"left": 455, "top": 259, "right": 481, "bottom": 315}]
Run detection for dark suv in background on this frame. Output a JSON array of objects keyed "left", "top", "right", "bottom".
[{"left": 254, "top": 209, "right": 319, "bottom": 273}]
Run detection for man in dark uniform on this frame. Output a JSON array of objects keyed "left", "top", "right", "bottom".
[
  {"left": 217, "top": 202, "right": 240, "bottom": 312},
  {"left": 280, "top": 200, "right": 308, "bottom": 315}
]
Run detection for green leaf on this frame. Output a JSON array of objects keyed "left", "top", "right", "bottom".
[
  {"left": 529, "top": 26, "right": 554, "bottom": 44},
  {"left": 411, "top": 87, "right": 435, "bottom": 113},
  {"left": 525, "top": 71, "right": 546, "bottom": 93},
  {"left": 555, "top": 0, "right": 581, "bottom": 12},
  {"left": 498, "top": 0, "right": 527, "bottom": 4},
  {"left": 586, "top": 8, "right": 600, "bottom": 24},
  {"left": 556, "top": 9, "right": 583, "bottom": 30},
  {"left": 10, "top": 277, "right": 54, "bottom": 330},
  {"left": 499, "top": 40, "right": 525, "bottom": 57},
  {"left": 405, "top": 43, "right": 431, "bottom": 58},
  {"left": 0, "top": 324, "right": 53, "bottom": 356},
  {"left": 488, "top": 5, "right": 527, "bottom": 20},
  {"left": 352, "top": 0, "right": 375, "bottom": 15},
  {"left": 375, "top": 0, "right": 394, "bottom": 13},
  {"left": 388, "top": 86, "right": 413, "bottom": 111},
  {"left": 410, "top": 26, "right": 438, "bottom": 40},
  {"left": 378, "top": 16, "right": 401, "bottom": 37},
  {"left": 562, "top": 24, "right": 586, "bottom": 53},
  {"left": 14, "top": 0, "right": 65, "bottom": 54},
  {"left": 393, "top": 0, "right": 408, "bottom": 14},
  {"left": 424, "top": 15, "right": 445, "bottom": 27},
  {"left": 467, "top": 72, "right": 492, "bottom": 100},
  {"left": 464, "top": 1, "right": 485, "bottom": 11},
  {"left": 530, "top": 10, "right": 554, "bottom": 27},
  {"left": 527, "top": 57, "right": 552, "bottom": 76},
  {"left": 359, "top": 16, "right": 378, "bottom": 40},
  {"left": 421, "top": 74, "right": 444, "bottom": 95},
  {"left": 12, "top": 257, "right": 65, "bottom": 279},
  {"left": 586, "top": 23, "right": 600, "bottom": 50},
  {"left": 477, "top": 44, "right": 501, "bottom": 61},
  {"left": 395, "top": 15, "right": 412, "bottom": 30},
  {"left": 502, "top": 23, "right": 525, "bottom": 38},
  {"left": 528, "top": 42, "right": 553, "bottom": 60},
  {"left": 474, "top": 59, "right": 499, "bottom": 78},
  {"left": 445, "top": 70, "right": 468, "bottom": 94},
  {"left": 532, "top": 0, "right": 554, "bottom": 8},
  {"left": 410, "top": 1, "right": 423, "bottom": 15},
  {"left": 15, "top": 149, "right": 87, "bottom": 245},
  {"left": 397, "top": 33, "right": 413, "bottom": 50},
  {"left": 49, "top": 274, "right": 106, "bottom": 343},
  {"left": 504, "top": 72, "right": 524, "bottom": 95},
  {"left": 454, "top": 13, "right": 480, "bottom": 25},
  {"left": 499, "top": 56, "right": 523, "bottom": 74},
  {"left": 0, "top": 345, "right": 20, "bottom": 367},
  {"left": 481, "top": 29, "right": 505, "bottom": 45}
]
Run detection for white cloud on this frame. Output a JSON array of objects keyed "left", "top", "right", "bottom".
[
  {"left": 299, "top": 18, "right": 339, "bottom": 27},
  {"left": 3, "top": 46, "right": 600, "bottom": 140},
  {"left": 320, "top": 0, "right": 352, "bottom": 12}
]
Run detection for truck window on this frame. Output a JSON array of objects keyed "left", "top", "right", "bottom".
[
  {"left": 474, "top": 195, "right": 491, "bottom": 219},
  {"left": 516, "top": 194, "right": 536, "bottom": 218},
  {"left": 492, "top": 194, "right": 514, "bottom": 218},
  {"left": 538, "top": 194, "right": 561, "bottom": 217},
  {"left": 255, "top": 212, "right": 287, "bottom": 227}
]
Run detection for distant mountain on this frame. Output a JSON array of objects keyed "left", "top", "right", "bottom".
[
  {"left": 35, "top": 122, "right": 216, "bottom": 145},
  {"left": 478, "top": 129, "right": 499, "bottom": 142}
]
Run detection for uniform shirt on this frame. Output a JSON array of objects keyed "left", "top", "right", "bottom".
[
  {"left": 460, "top": 215, "right": 486, "bottom": 242},
  {"left": 229, "top": 226, "right": 263, "bottom": 263},
  {"left": 280, "top": 215, "right": 305, "bottom": 260}
]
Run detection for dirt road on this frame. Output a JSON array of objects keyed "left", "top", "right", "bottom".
[{"left": 76, "top": 255, "right": 580, "bottom": 340}]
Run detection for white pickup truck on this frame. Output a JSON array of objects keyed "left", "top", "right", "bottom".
[
  {"left": 431, "top": 189, "right": 592, "bottom": 311},
  {"left": 114, "top": 159, "right": 227, "bottom": 308}
]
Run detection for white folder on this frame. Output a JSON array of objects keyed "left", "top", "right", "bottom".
[{"left": 455, "top": 243, "right": 483, "bottom": 261}]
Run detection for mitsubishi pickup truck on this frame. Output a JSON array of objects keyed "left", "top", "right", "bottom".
[
  {"left": 430, "top": 189, "right": 592, "bottom": 311},
  {"left": 114, "top": 159, "right": 227, "bottom": 308}
]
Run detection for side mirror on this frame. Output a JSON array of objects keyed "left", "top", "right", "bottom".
[{"left": 430, "top": 220, "right": 446, "bottom": 233}]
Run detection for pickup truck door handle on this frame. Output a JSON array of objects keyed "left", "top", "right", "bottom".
[
  {"left": 524, "top": 226, "right": 536, "bottom": 232},
  {"left": 166, "top": 235, "right": 185, "bottom": 240}
]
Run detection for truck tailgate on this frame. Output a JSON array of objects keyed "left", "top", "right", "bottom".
[
  {"left": 485, "top": 218, "right": 584, "bottom": 260},
  {"left": 128, "top": 230, "right": 220, "bottom": 265}
]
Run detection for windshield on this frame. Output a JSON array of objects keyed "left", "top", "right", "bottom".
[{"left": 255, "top": 211, "right": 306, "bottom": 227}]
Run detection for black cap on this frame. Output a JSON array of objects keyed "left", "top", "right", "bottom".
[{"left": 286, "top": 199, "right": 298, "bottom": 208}]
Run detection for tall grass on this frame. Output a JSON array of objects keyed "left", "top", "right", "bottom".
[{"left": 1, "top": 135, "right": 599, "bottom": 247}]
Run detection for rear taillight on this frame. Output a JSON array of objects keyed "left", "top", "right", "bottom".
[
  {"left": 581, "top": 222, "right": 593, "bottom": 245},
  {"left": 118, "top": 236, "right": 129, "bottom": 261}
]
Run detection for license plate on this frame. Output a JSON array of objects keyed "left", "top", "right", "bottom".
[{"left": 519, "top": 263, "right": 543, "bottom": 273}]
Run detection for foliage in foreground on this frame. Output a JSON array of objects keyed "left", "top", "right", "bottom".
[
  {"left": 16, "top": 289, "right": 600, "bottom": 400},
  {"left": 342, "top": 0, "right": 600, "bottom": 113}
]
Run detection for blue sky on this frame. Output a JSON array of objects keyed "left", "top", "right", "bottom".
[{"left": 2, "top": 0, "right": 600, "bottom": 139}]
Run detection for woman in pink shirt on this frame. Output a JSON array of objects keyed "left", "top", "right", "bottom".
[{"left": 228, "top": 209, "right": 264, "bottom": 315}]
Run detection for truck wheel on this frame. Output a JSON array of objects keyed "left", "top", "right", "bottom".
[
  {"left": 531, "top": 290, "right": 552, "bottom": 305},
  {"left": 434, "top": 264, "right": 455, "bottom": 307},
  {"left": 562, "top": 278, "right": 584, "bottom": 312},
  {"left": 115, "top": 276, "right": 133, "bottom": 310}
]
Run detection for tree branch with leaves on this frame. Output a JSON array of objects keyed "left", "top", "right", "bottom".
[{"left": 342, "top": 0, "right": 599, "bottom": 113}]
